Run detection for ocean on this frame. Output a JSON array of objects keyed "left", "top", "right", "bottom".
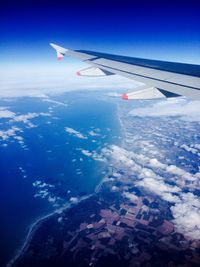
[{"left": 0, "top": 90, "right": 121, "bottom": 267}]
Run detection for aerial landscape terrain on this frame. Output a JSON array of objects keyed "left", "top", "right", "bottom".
[
  {"left": 1, "top": 0, "right": 200, "bottom": 266},
  {"left": 0, "top": 92, "right": 199, "bottom": 267}
]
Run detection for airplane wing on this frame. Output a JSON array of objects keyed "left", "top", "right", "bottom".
[{"left": 50, "top": 43, "right": 200, "bottom": 100}]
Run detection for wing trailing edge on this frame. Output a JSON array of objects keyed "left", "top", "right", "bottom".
[
  {"left": 77, "top": 67, "right": 114, "bottom": 77},
  {"left": 122, "top": 87, "right": 182, "bottom": 100}
]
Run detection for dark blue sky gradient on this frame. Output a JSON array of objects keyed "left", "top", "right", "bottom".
[{"left": 1, "top": 0, "right": 200, "bottom": 65}]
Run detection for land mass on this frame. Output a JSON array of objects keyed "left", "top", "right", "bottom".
[
  {"left": 10, "top": 101, "right": 200, "bottom": 267},
  {"left": 11, "top": 167, "right": 200, "bottom": 267}
]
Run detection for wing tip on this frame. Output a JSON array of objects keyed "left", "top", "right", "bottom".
[
  {"left": 49, "top": 43, "right": 58, "bottom": 49},
  {"left": 49, "top": 43, "right": 68, "bottom": 57}
]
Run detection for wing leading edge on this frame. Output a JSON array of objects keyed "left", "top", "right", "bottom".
[{"left": 50, "top": 43, "right": 200, "bottom": 100}]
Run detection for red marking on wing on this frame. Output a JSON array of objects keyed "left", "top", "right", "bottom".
[{"left": 122, "top": 93, "right": 129, "bottom": 100}]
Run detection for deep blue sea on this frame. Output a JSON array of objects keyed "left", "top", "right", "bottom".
[{"left": 0, "top": 90, "right": 121, "bottom": 267}]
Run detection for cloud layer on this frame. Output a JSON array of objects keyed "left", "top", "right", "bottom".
[
  {"left": 129, "top": 98, "right": 200, "bottom": 122},
  {"left": 102, "top": 144, "right": 200, "bottom": 240},
  {"left": 0, "top": 65, "right": 137, "bottom": 98}
]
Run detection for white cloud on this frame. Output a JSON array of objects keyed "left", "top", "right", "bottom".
[
  {"left": 14, "top": 136, "right": 24, "bottom": 141},
  {"left": 123, "top": 191, "right": 138, "bottom": 202},
  {"left": 193, "top": 144, "right": 200, "bottom": 150},
  {"left": 81, "top": 149, "right": 93, "bottom": 157},
  {"left": 70, "top": 197, "right": 79, "bottom": 203},
  {"left": 0, "top": 109, "right": 16, "bottom": 118},
  {"left": 48, "top": 196, "right": 57, "bottom": 203},
  {"left": 171, "top": 202, "right": 200, "bottom": 240},
  {"left": 102, "top": 144, "right": 200, "bottom": 239},
  {"left": 88, "top": 130, "right": 100, "bottom": 137},
  {"left": 0, "top": 126, "right": 22, "bottom": 141},
  {"left": 0, "top": 110, "right": 51, "bottom": 145},
  {"left": 137, "top": 177, "right": 180, "bottom": 197},
  {"left": 33, "top": 180, "right": 58, "bottom": 206},
  {"left": 12, "top": 113, "right": 39, "bottom": 123},
  {"left": 79, "top": 148, "right": 106, "bottom": 162},
  {"left": 180, "top": 144, "right": 200, "bottom": 156},
  {"left": 65, "top": 127, "right": 87, "bottom": 139},
  {"left": 10, "top": 112, "right": 50, "bottom": 125},
  {"left": 0, "top": 64, "right": 136, "bottom": 98},
  {"left": 129, "top": 98, "right": 200, "bottom": 122},
  {"left": 33, "top": 180, "right": 55, "bottom": 189},
  {"left": 42, "top": 98, "right": 68, "bottom": 107},
  {"left": 111, "top": 186, "right": 120, "bottom": 192}
]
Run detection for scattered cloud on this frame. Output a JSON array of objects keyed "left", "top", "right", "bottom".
[
  {"left": 0, "top": 126, "right": 22, "bottom": 141},
  {"left": 33, "top": 180, "right": 60, "bottom": 207},
  {"left": 70, "top": 197, "right": 79, "bottom": 204},
  {"left": 88, "top": 130, "right": 100, "bottom": 137},
  {"left": 65, "top": 127, "right": 87, "bottom": 139},
  {"left": 0, "top": 109, "right": 51, "bottom": 146},
  {"left": 102, "top": 144, "right": 200, "bottom": 239},
  {"left": 123, "top": 191, "right": 138, "bottom": 202},
  {"left": 0, "top": 109, "right": 16, "bottom": 119},
  {"left": 81, "top": 149, "right": 93, "bottom": 157},
  {"left": 111, "top": 186, "right": 120, "bottom": 192},
  {"left": 11, "top": 112, "right": 39, "bottom": 123},
  {"left": 79, "top": 148, "right": 106, "bottom": 162},
  {"left": 11, "top": 112, "right": 50, "bottom": 124},
  {"left": 180, "top": 144, "right": 200, "bottom": 157},
  {"left": 171, "top": 202, "right": 200, "bottom": 240}
]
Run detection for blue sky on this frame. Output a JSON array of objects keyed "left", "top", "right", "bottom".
[{"left": 1, "top": 0, "right": 200, "bottom": 67}]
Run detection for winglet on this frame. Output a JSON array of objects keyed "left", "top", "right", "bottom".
[{"left": 49, "top": 43, "right": 68, "bottom": 61}]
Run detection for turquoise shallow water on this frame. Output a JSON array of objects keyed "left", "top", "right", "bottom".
[{"left": 0, "top": 90, "right": 121, "bottom": 267}]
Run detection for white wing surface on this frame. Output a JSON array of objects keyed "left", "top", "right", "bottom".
[{"left": 50, "top": 43, "right": 200, "bottom": 100}]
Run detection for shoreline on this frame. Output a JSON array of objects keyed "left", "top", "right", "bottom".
[
  {"left": 7, "top": 97, "right": 124, "bottom": 267},
  {"left": 7, "top": 194, "right": 93, "bottom": 267}
]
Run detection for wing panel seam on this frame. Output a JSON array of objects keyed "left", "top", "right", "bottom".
[{"left": 93, "top": 62, "right": 200, "bottom": 91}]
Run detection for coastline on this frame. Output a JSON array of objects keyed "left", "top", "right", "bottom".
[
  {"left": 7, "top": 98, "right": 124, "bottom": 267},
  {"left": 7, "top": 194, "right": 93, "bottom": 267},
  {"left": 6, "top": 97, "right": 200, "bottom": 267}
]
